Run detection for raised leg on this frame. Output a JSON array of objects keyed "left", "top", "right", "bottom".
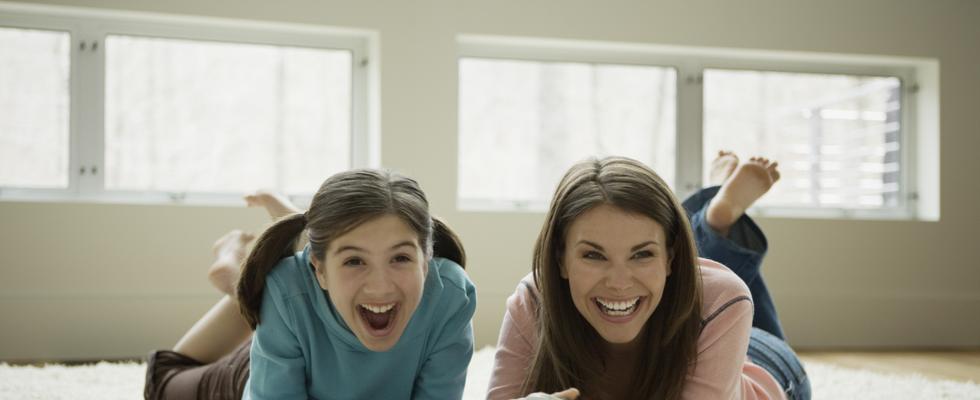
[
  {"left": 683, "top": 153, "right": 786, "bottom": 339},
  {"left": 172, "top": 231, "right": 255, "bottom": 364}
]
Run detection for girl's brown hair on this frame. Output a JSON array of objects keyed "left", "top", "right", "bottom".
[
  {"left": 522, "top": 156, "right": 703, "bottom": 399},
  {"left": 237, "top": 169, "right": 465, "bottom": 329}
]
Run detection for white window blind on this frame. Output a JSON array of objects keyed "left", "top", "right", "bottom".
[{"left": 703, "top": 69, "right": 902, "bottom": 209}]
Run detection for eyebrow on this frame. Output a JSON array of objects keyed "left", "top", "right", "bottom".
[
  {"left": 333, "top": 241, "right": 418, "bottom": 255},
  {"left": 578, "top": 240, "right": 660, "bottom": 252}
]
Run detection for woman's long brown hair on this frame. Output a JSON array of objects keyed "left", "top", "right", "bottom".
[
  {"left": 522, "top": 156, "right": 703, "bottom": 399},
  {"left": 237, "top": 169, "right": 465, "bottom": 329}
]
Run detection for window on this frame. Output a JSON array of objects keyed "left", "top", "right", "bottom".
[
  {"left": 104, "top": 35, "right": 352, "bottom": 194},
  {"left": 457, "top": 36, "right": 935, "bottom": 219},
  {"left": 0, "top": 3, "right": 372, "bottom": 204},
  {"left": 703, "top": 70, "right": 903, "bottom": 210},
  {"left": 0, "top": 26, "right": 70, "bottom": 189},
  {"left": 458, "top": 54, "right": 676, "bottom": 210}
]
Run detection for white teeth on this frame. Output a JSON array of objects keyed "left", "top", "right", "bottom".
[
  {"left": 595, "top": 297, "right": 640, "bottom": 316},
  {"left": 360, "top": 303, "right": 395, "bottom": 314}
]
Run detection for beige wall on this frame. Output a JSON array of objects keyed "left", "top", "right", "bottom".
[{"left": 1, "top": 0, "right": 978, "bottom": 361}]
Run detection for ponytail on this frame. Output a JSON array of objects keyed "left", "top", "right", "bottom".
[
  {"left": 431, "top": 216, "right": 466, "bottom": 269},
  {"left": 237, "top": 212, "right": 307, "bottom": 329}
]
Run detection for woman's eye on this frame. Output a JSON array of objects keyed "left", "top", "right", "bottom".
[
  {"left": 583, "top": 251, "right": 605, "bottom": 261},
  {"left": 392, "top": 254, "right": 413, "bottom": 263},
  {"left": 343, "top": 257, "right": 366, "bottom": 267},
  {"left": 631, "top": 250, "right": 654, "bottom": 259}
]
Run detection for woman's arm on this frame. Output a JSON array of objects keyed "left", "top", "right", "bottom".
[
  {"left": 682, "top": 296, "right": 782, "bottom": 400},
  {"left": 487, "top": 281, "right": 538, "bottom": 400},
  {"left": 411, "top": 278, "right": 478, "bottom": 400},
  {"left": 681, "top": 296, "right": 753, "bottom": 399},
  {"left": 248, "top": 277, "right": 308, "bottom": 400}
]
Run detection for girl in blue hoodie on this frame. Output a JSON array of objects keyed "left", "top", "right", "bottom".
[{"left": 145, "top": 169, "right": 476, "bottom": 400}]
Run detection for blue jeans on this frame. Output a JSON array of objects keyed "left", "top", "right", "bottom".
[
  {"left": 683, "top": 186, "right": 811, "bottom": 400},
  {"left": 747, "top": 328, "right": 811, "bottom": 400}
]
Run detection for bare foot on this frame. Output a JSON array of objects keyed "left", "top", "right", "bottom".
[
  {"left": 709, "top": 150, "right": 739, "bottom": 186},
  {"left": 706, "top": 157, "right": 780, "bottom": 236},
  {"left": 244, "top": 190, "right": 302, "bottom": 221},
  {"left": 208, "top": 230, "right": 255, "bottom": 296}
]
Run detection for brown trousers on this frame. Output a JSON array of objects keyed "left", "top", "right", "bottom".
[{"left": 144, "top": 339, "right": 251, "bottom": 400}]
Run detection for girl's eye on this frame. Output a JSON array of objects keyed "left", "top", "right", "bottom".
[
  {"left": 343, "top": 257, "right": 366, "bottom": 267},
  {"left": 583, "top": 251, "right": 606, "bottom": 261},
  {"left": 392, "top": 254, "right": 413, "bottom": 264},
  {"left": 631, "top": 250, "right": 654, "bottom": 260}
]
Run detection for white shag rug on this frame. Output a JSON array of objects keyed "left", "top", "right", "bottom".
[{"left": 2, "top": 347, "right": 978, "bottom": 399}]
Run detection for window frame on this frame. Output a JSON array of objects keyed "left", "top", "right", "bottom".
[
  {"left": 457, "top": 35, "right": 927, "bottom": 220},
  {"left": 0, "top": 2, "right": 374, "bottom": 206}
]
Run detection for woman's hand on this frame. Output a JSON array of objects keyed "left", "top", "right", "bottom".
[{"left": 519, "top": 388, "right": 580, "bottom": 400}]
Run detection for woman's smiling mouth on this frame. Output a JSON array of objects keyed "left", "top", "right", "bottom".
[{"left": 593, "top": 296, "right": 644, "bottom": 320}]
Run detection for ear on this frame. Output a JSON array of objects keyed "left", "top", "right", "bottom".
[
  {"left": 666, "top": 253, "right": 674, "bottom": 277},
  {"left": 310, "top": 256, "right": 329, "bottom": 290},
  {"left": 558, "top": 258, "right": 568, "bottom": 279}
]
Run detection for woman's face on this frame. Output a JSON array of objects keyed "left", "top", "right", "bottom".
[
  {"left": 310, "top": 214, "right": 427, "bottom": 351},
  {"left": 561, "top": 204, "right": 672, "bottom": 346}
]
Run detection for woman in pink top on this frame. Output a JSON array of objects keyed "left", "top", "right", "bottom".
[{"left": 489, "top": 154, "right": 810, "bottom": 400}]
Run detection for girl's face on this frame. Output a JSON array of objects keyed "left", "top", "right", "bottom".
[
  {"left": 561, "top": 204, "right": 672, "bottom": 346},
  {"left": 311, "top": 214, "right": 427, "bottom": 351}
]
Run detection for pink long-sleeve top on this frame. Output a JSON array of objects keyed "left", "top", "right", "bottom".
[{"left": 487, "top": 258, "right": 786, "bottom": 400}]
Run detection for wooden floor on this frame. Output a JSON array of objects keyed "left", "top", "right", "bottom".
[{"left": 798, "top": 350, "right": 980, "bottom": 383}]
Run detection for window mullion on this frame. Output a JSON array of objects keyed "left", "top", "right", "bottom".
[
  {"left": 66, "top": 23, "right": 81, "bottom": 197},
  {"left": 350, "top": 42, "right": 374, "bottom": 169},
  {"left": 73, "top": 24, "right": 105, "bottom": 199},
  {"left": 900, "top": 71, "right": 919, "bottom": 219},
  {"left": 675, "top": 62, "right": 703, "bottom": 199}
]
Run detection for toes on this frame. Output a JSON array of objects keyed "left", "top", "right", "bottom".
[
  {"left": 244, "top": 195, "right": 260, "bottom": 207},
  {"left": 748, "top": 156, "right": 772, "bottom": 166},
  {"left": 767, "top": 162, "right": 781, "bottom": 181},
  {"left": 244, "top": 191, "right": 276, "bottom": 206},
  {"left": 715, "top": 150, "right": 738, "bottom": 161}
]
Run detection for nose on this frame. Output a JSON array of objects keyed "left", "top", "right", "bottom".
[
  {"left": 604, "top": 261, "right": 634, "bottom": 292},
  {"left": 363, "top": 266, "right": 395, "bottom": 296}
]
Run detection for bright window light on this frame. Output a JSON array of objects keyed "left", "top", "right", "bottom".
[
  {"left": 0, "top": 26, "right": 70, "bottom": 189},
  {"left": 104, "top": 35, "right": 353, "bottom": 194},
  {"left": 703, "top": 69, "right": 902, "bottom": 210},
  {"left": 458, "top": 57, "right": 676, "bottom": 210}
]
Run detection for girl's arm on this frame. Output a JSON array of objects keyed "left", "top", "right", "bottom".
[
  {"left": 248, "top": 278, "right": 308, "bottom": 400},
  {"left": 412, "top": 278, "right": 478, "bottom": 400}
]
